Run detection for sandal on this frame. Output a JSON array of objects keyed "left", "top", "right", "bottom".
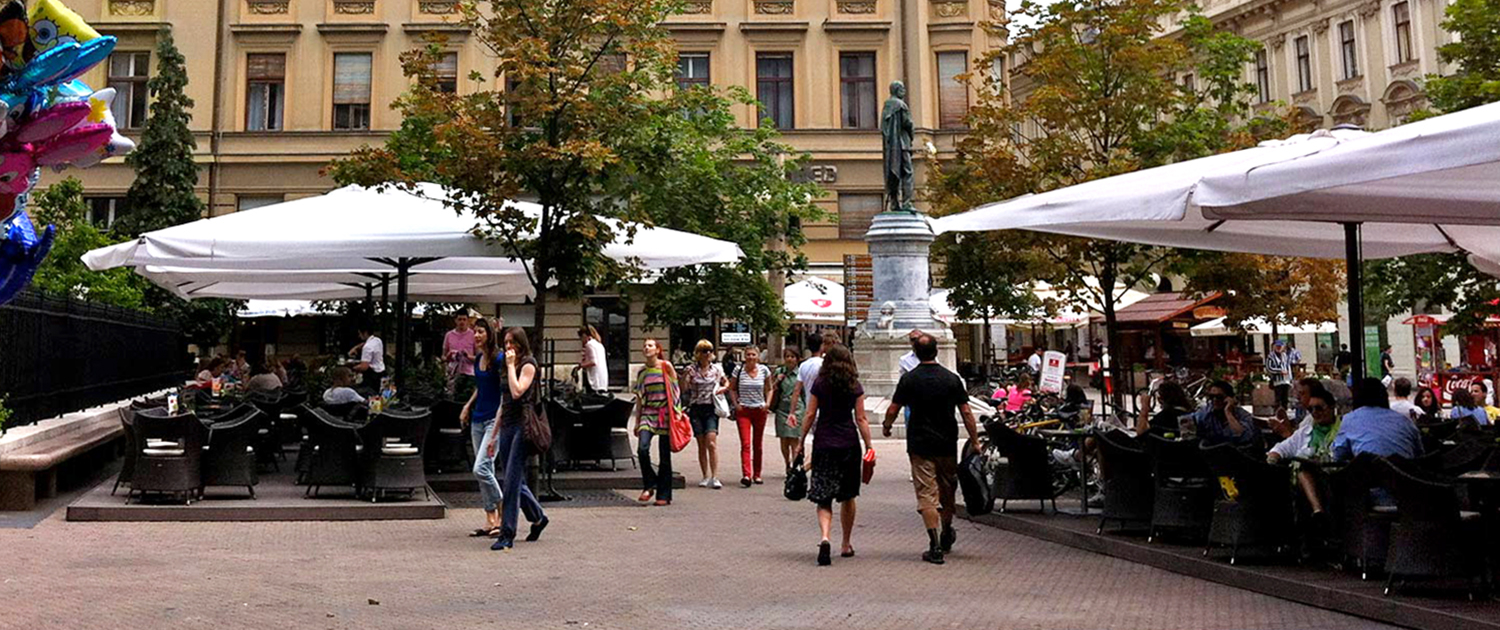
[
  {"left": 638, "top": 490, "right": 655, "bottom": 503},
  {"left": 841, "top": 547, "right": 856, "bottom": 558},
  {"left": 469, "top": 527, "right": 501, "bottom": 538},
  {"left": 653, "top": 499, "right": 671, "bottom": 506}
]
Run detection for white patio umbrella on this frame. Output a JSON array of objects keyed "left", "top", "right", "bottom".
[
  {"left": 934, "top": 102, "right": 1500, "bottom": 376},
  {"left": 86, "top": 183, "right": 744, "bottom": 382},
  {"left": 1189, "top": 316, "right": 1337, "bottom": 337}
]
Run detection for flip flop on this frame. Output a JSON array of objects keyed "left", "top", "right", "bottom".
[{"left": 841, "top": 547, "right": 856, "bottom": 558}]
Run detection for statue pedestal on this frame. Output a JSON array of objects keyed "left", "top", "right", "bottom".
[{"left": 855, "top": 211, "right": 954, "bottom": 400}]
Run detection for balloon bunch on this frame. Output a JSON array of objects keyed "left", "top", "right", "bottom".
[{"left": 0, "top": 0, "right": 134, "bottom": 305}]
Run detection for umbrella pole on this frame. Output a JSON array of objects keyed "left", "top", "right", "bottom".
[
  {"left": 395, "top": 260, "right": 411, "bottom": 392},
  {"left": 1344, "top": 222, "right": 1366, "bottom": 380}
]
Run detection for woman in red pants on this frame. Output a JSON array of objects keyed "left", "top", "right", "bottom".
[{"left": 729, "top": 346, "right": 773, "bottom": 487}]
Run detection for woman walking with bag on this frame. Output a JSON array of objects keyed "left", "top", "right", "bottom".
[
  {"left": 729, "top": 346, "right": 773, "bottom": 487},
  {"left": 682, "top": 340, "right": 728, "bottom": 489},
  {"left": 793, "top": 344, "right": 874, "bottom": 566},
  {"left": 490, "top": 327, "right": 548, "bottom": 551},
  {"left": 460, "top": 318, "right": 504, "bottom": 539},
  {"left": 634, "top": 338, "right": 677, "bottom": 506},
  {"left": 772, "top": 348, "right": 802, "bottom": 471}
]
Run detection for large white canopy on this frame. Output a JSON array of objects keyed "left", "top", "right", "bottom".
[
  {"left": 238, "top": 300, "right": 432, "bottom": 319},
  {"left": 1189, "top": 317, "right": 1338, "bottom": 338},
  {"left": 784, "top": 276, "right": 845, "bottom": 324},
  {"left": 929, "top": 282, "right": 1151, "bottom": 326},
  {"left": 83, "top": 184, "right": 745, "bottom": 288},
  {"left": 933, "top": 105, "right": 1500, "bottom": 264}
]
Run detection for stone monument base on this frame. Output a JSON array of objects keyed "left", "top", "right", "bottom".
[{"left": 853, "top": 327, "right": 956, "bottom": 400}]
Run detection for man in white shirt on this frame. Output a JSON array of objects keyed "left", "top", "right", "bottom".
[
  {"left": 349, "top": 323, "right": 386, "bottom": 391},
  {"left": 1388, "top": 377, "right": 1418, "bottom": 421},
  {"left": 1027, "top": 347, "right": 1043, "bottom": 375},
  {"left": 788, "top": 332, "right": 832, "bottom": 425},
  {"left": 578, "top": 326, "right": 609, "bottom": 391},
  {"left": 898, "top": 329, "right": 923, "bottom": 377}
]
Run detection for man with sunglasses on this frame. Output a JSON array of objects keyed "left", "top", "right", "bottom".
[{"left": 1186, "top": 380, "right": 1262, "bottom": 450}]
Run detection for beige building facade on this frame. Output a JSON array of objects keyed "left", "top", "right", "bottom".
[{"left": 56, "top": 0, "right": 995, "bottom": 374}]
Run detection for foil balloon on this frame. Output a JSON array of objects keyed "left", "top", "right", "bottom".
[
  {"left": 33, "top": 121, "right": 110, "bottom": 165},
  {"left": 0, "top": 207, "right": 55, "bottom": 305},
  {"left": 63, "top": 87, "right": 132, "bottom": 168}
]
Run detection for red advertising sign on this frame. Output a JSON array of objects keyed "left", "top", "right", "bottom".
[{"left": 1433, "top": 372, "right": 1493, "bottom": 405}]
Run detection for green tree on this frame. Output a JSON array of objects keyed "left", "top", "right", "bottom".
[
  {"left": 28, "top": 178, "right": 147, "bottom": 308},
  {"left": 930, "top": 0, "right": 1282, "bottom": 403},
  {"left": 116, "top": 30, "right": 202, "bottom": 236},
  {"left": 631, "top": 85, "right": 825, "bottom": 343},
  {"left": 1423, "top": 0, "right": 1500, "bottom": 114},
  {"left": 331, "top": 0, "right": 695, "bottom": 334},
  {"left": 1178, "top": 251, "right": 1345, "bottom": 336}
]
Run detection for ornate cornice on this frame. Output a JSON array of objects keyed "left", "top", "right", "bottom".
[
  {"left": 837, "top": 0, "right": 876, "bottom": 14},
  {"left": 754, "top": 0, "right": 794, "bottom": 15},
  {"left": 247, "top": 0, "right": 290, "bottom": 14},
  {"left": 333, "top": 0, "right": 376, "bottom": 15},
  {"left": 108, "top": 0, "right": 155, "bottom": 16},
  {"left": 681, "top": 0, "right": 713, "bottom": 13},
  {"left": 419, "top": 1, "right": 458, "bottom": 14},
  {"left": 932, "top": 0, "right": 967, "bottom": 18}
]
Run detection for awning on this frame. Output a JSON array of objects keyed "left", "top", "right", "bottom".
[
  {"left": 1190, "top": 317, "right": 1338, "bottom": 337},
  {"left": 784, "top": 277, "right": 845, "bottom": 324}
]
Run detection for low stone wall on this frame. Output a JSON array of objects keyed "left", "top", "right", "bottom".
[{"left": 0, "top": 391, "right": 166, "bottom": 456}]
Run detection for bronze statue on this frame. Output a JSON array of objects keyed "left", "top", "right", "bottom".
[{"left": 880, "top": 80, "right": 915, "bottom": 213}]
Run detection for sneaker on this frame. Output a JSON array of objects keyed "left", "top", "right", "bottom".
[
  {"left": 740, "top": 477, "right": 752, "bottom": 488},
  {"left": 817, "top": 541, "right": 832, "bottom": 566},
  {"left": 698, "top": 478, "right": 711, "bottom": 488},
  {"left": 710, "top": 478, "right": 723, "bottom": 489}
]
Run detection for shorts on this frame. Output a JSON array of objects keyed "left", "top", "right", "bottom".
[
  {"left": 688, "top": 403, "right": 719, "bottom": 436},
  {"left": 808, "top": 445, "right": 862, "bottom": 506},
  {"left": 909, "top": 455, "right": 958, "bottom": 514}
]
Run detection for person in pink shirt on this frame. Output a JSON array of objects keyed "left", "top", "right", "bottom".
[
  {"left": 443, "top": 311, "right": 478, "bottom": 398},
  {"left": 1003, "top": 375, "right": 1033, "bottom": 412}
]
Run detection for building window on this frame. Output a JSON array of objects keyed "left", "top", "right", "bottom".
[
  {"left": 236, "top": 195, "right": 282, "bottom": 212},
  {"left": 434, "top": 52, "right": 458, "bottom": 93},
  {"left": 108, "top": 52, "right": 150, "bottom": 130},
  {"left": 332, "top": 52, "right": 372, "bottom": 130},
  {"left": 1254, "top": 49, "right": 1270, "bottom": 104},
  {"left": 1339, "top": 21, "right": 1359, "bottom": 79},
  {"left": 1393, "top": 2, "right": 1413, "bottom": 63},
  {"left": 506, "top": 76, "right": 525, "bottom": 127},
  {"left": 1294, "top": 36, "right": 1312, "bottom": 93},
  {"left": 936, "top": 51, "right": 968, "bottom": 129},
  {"left": 756, "top": 53, "right": 794, "bottom": 130},
  {"left": 838, "top": 193, "right": 883, "bottom": 240},
  {"left": 839, "top": 52, "right": 877, "bottom": 130},
  {"left": 246, "top": 53, "right": 285, "bottom": 131},
  {"left": 87, "top": 197, "right": 131, "bottom": 227},
  {"left": 675, "top": 53, "right": 710, "bottom": 91},
  {"left": 1181, "top": 73, "right": 1196, "bottom": 93}
]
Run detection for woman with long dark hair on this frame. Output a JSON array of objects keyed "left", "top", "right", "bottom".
[
  {"left": 1413, "top": 387, "right": 1442, "bottom": 422},
  {"left": 491, "top": 327, "right": 548, "bottom": 551},
  {"left": 461, "top": 317, "right": 504, "bottom": 539},
  {"left": 793, "top": 343, "right": 874, "bottom": 566},
  {"left": 1136, "top": 380, "right": 1194, "bottom": 437},
  {"left": 634, "top": 338, "right": 677, "bottom": 506}
]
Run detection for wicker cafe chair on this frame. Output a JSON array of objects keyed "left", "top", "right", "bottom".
[
  {"left": 1328, "top": 453, "right": 1393, "bottom": 580},
  {"left": 359, "top": 407, "right": 433, "bottom": 502},
  {"left": 1200, "top": 442, "right": 1295, "bottom": 564},
  {"left": 111, "top": 407, "right": 137, "bottom": 496},
  {"left": 1375, "top": 457, "right": 1491, "bottom": 598},
  {"left": 1095, "top": 429, "right": 1154, "bottom": 534},
  {"left": 301, "top": 407, "right": 363, "bottom": 498},
  {"left": 200, "top": 407, "right": 261, "bottom": 498},
  {"left": 987, "top": 422, "right": 1061, "bottom": 514},
  {"left": 129, "top": 408, "right": 205, "bottom": 505},
  {"left": 1144, "top": 434, "right": 1216, "bottom": 543},
  {"left": 425, "top": 399, "right": 469, "bottom": 474}
]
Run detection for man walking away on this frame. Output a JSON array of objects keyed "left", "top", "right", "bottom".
[{"left": 883, "top": 333, "right": 980, "bottom": 565}]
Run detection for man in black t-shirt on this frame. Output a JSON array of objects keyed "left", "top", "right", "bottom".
[{"left": 883, "top": 333, "right": 979, "bottom": 565}]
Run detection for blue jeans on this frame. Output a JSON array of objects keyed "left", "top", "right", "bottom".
[
  {"left": 471, "top": 419, "right": 502, "bottom": 513},
  {"left": 497, "top": 422, "right": 544, "bottom": 540},
  {"left": 638, "top": 429, "right": 672, "bottom": 502}
]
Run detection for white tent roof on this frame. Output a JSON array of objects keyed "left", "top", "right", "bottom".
[
  {"left": 83, "top": 184, "right": 744, "bottom": 299},
  {"left": 932, "top": 116, "right": 1500, "bottom": 264},
  {"left": 1189, "top": 316, "right": 1338, "bottom": 337},
  {"left": 237, "top": 300, "right": 433, "bottom": 319},
  {"left": 784, "top": 277, "right": 845, "bottom": 324},
  {"left": 929, "top": 282, "right": 1151, "bottom": 326}
]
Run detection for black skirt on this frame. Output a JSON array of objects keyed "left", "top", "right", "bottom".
[{"left": 807, "top": 445, "right": 862, "bottom": 505}]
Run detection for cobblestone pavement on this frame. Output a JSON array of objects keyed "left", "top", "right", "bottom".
[{"left": 0, "top": 427, "right": 1392, "bottom": 630}]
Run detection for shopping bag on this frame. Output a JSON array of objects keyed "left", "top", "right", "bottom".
[
  {"left": 861, "top": 448, "right": 876, "bottom": 484},
  {"left": 784, "top": 453, "right": 808, "bottom": 501},
  {"left": 958, "top": 448, "right": 995, "bottom": 516},
  {"left": 669, "top": 407, "right": 692, "bottom": 453}
]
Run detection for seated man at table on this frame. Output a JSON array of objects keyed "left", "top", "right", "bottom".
[
  {"left": 1331, "top": 377, "right": 1424, "bottom": 463},
  {"left": 1186, "top": 380, "right": 1262, "bottom": 450},
  {"left": 1268, "top": 389, "right": 1340, "bottom": 517},
  {"left": 323, "top": 367, "right": 365, "bottom": 406}
]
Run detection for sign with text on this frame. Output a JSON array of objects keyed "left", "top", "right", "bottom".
[{"left": 1039, "top": 350, "right": 1067, "bottom": 393}]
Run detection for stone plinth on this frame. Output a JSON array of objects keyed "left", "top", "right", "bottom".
[
  {"left": 854, "top": 329, "right": 956, "bottom": 400},
  {"left": 855, "top": 211, "right": 955, "bottom": 400}
]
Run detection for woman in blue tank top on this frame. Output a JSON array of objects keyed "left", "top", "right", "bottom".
[{"left": 461, "top": 317, "right": 504, "bottom": 538}]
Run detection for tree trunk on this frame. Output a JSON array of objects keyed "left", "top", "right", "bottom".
[
  {"left": 1102, "top": 266, "right": 1123, "bottom": 413},
  {"left": 531, "top": 269, "right": 550, "bottom": 366},
  {"left": 982, "top": 313, "right": 993, "bottom": 378}
]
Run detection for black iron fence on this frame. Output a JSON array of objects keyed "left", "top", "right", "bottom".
[{"left": 0, "top": 291, "right": 187, "bottom": 427}]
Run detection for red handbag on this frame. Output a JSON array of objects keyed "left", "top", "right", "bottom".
[
  {"left": 669, "top": 407, "right": 692, "bottom": 453},
  {"left": 861, "top": 448, "right": 876, "bottom": 484}
]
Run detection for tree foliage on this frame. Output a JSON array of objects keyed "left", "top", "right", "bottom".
[
  {"left": 1423, "top": 0, "right": 1500, "bottom": 115},
  {"left": 28, "top": 178, "right": 147, "bottom": 308},
  {"left": 116, "top": 30, "right": 202, "bottom": 236},
  {"left": 930, "top": 0, "right": 1285, "bottom": 382},
  {"left": 331, "top": 0, "right": 691, "bottom": 333},
  {"left": 1179, "top": 252, "right": 1345, "bottom": 331}
]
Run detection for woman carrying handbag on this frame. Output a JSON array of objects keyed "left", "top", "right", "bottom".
[
  {"left": 634, "top": 338, "right": 679, "bottom": 506},
  {"left": 490, "top": 327, "right": 548, "bottom": 551}
]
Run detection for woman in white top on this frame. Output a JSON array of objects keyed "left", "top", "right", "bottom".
[
  {"left": 577, "top": 326, "right": 609, "bottom": 392},
  {"left": 728, "top": 346, "right": 773, "bottom": 487}
]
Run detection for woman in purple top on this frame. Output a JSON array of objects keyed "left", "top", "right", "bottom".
[{"left": 793, "top": 343, "right": 874, "bottom": 566}]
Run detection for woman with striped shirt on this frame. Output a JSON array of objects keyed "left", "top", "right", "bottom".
[
  {"left": 729, "top": 346, "right": 773, "bottom": 487},
  {"left": 633, "top": 338, "right": 678, "bottom": 506}
]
